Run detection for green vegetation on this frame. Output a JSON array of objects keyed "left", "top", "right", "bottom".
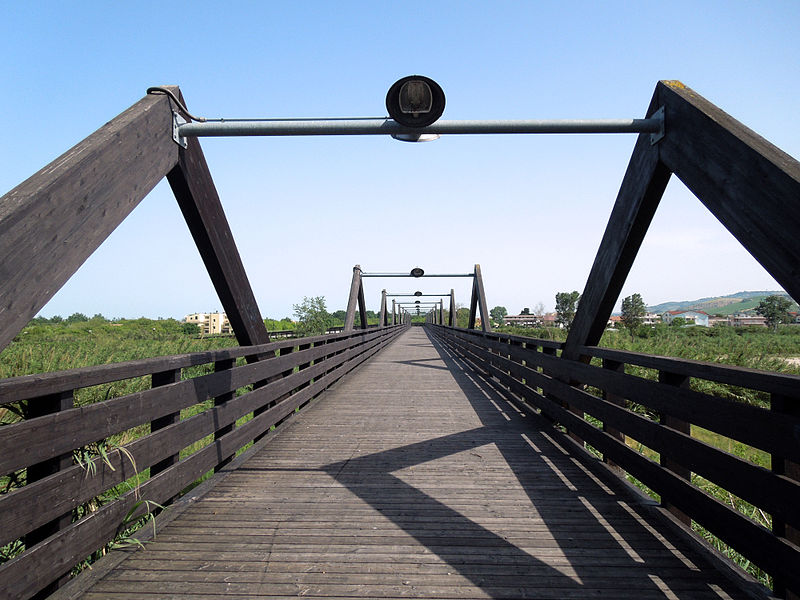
[
  {"left": 755, "top": 294, "right": 794, "bottom": 331},
  {"left": 620, "top": 293, "right": 646, "bottom": 340},
  {"left": 292, "top": 296, "right": 333, "bottom": 336},
  {"left": 1, "top": 316, "right": 238, "bottom": 379},
  {"left": 490, "top": 305, "right": 507, "bottom": 325},
  {"left": 555, "top": 291, "right": 580, "bottom": 331}
]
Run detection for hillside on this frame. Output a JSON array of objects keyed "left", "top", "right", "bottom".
[{"left": 647, "top": 291, "right": 797, "bottom": 315}]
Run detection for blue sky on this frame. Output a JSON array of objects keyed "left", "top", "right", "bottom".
[{"left": 2, "top": 2, "right": 798, "bottom": 319}]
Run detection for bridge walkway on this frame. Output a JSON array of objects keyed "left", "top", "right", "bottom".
[{"left": 66, "top": 327, "right": 751, "bottom": 599}]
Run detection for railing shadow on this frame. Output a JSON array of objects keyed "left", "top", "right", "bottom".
[{"left": 319, "top": 328, "right": 745, "bottom": 598}]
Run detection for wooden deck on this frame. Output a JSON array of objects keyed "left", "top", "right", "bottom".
[{"left": 63, "top": 327, "right": 755, "bottom": 599}]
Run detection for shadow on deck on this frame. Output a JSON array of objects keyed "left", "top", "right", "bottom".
[{"left": 59, "top": 328, "right": 754, "bottom": 600}]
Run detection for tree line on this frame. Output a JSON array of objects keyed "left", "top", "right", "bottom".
[{"left": 489, "top": 292, "right": 796, "bottom": 337}]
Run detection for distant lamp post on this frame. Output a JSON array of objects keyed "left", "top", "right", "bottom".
[{"left": 410, "top": 267, "right": 424, "bottom": 278}]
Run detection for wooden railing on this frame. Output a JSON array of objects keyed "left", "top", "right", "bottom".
[
  {"left": 428, "top": 324, "right": 800, "bottom": 598},
  {"left": 0, "top": 324, "right": 406, "bottom": 600}
]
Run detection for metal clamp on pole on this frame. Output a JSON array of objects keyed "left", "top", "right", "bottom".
[{"left": 172, "top": 112, "right": 188, "bottom": 148}]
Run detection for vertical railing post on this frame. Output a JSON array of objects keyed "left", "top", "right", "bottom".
[
  {"left": 24, "top": 390, "right": 74, "bottom": 597},
  {"left": 771, "top": 393, "right": 800, "bottom": 600},
  {"left": 150, "top": 368, "right": 182, "bottom": 478},
  {"left": 211, "top": 359, "right": 236, "bottom": 472},
  {"left": 254, "top": 344, "right": 295, "bottom": 441},
  {"left": 657, "top": 370, "right": 691, "bottom": 525},
  {"left": 449, "top": 289, "right": 456, "bottom": 328},
  {"left": 296, "top": 341, "right": 313, "bottom": 391},
  {"left": 601, "top": 358, "right": 626, "bottom": 472},
  {"left": 540, "top": 346, "right": 561, "bottom": 425}
]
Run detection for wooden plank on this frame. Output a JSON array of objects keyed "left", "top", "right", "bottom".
[
  {"left": 166, "top": 128, "right": 268, "bottom": 347},
  {"left": 0, "top": 342, "right": 270, "bottom": 405},
  {"left": 580, "top": 345, "right": 800, "bottom": 398},
  {"left": 563, "top": 92, "right": 671, "bottom": 359},
  {"left": 0, "top": 91, "right": 178, "bottom": 352},
  {"left": 655, "top": 81, "right": 800, "bottom": 304},
  {"left": 449, "top": 328, "right": 800, "bottom": 462}
]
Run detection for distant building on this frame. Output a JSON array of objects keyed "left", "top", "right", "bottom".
[
  {"left": 662, "top": 310, "right": 710, "bottom": 327},
  {"left": 541, "top": 313, "right": 558, "bottom": 327},
  {"left": 642, "top": 313, "right": 662, "bottom": 326},
  {"left": 504, "top": 314, "right": 540, "bottom": 327},
  {"left": 708, "top": 315, "right": 729, "bottom": 327},
  {"left": 728, "top": 313, "right": 767, "bottom": 327},
  {"left": 184, "top": 312, "right": 232, "bottom": 335}
]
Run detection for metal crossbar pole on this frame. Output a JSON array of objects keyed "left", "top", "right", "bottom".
[
  {"left": 178, "top": 117, "right": 663, "bottom": 138},
  {"left": 385, "top": 293, "right": 450, "bottom": 297},
  {"left": 361, "top": 273, "right": 473, "bottom": 278}
]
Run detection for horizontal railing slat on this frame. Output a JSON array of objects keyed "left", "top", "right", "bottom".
[
  {"left": 0, "top": 328, "right": 380, "bottom": 405},
  {"left": 0, "top": 329, "right": 394, "bottom": 474},
  {"left": 579, "top": 345, "right": 800, "bottom": 398},
  {"left": 445, "top": 328, "right": 800, "bottom": 462},
  {"left": 455, "top": 334, "right": 800, "bottom": 530}
]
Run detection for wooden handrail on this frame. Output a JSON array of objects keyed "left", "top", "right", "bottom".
[{"left": 0, "top": 327, "right": 383, "bottom": 405}]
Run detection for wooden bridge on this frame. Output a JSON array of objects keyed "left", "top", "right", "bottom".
[{"left": 1, "top": 81, "right": 799, "bottom": 599}]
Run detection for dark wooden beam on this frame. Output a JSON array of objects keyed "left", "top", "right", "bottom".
[
  {"left": 0, "top": 92, "right": 178, "bottom": 352},
  {"left": 379, "top": 289, "right": 387, "bottom": 326},
  {"left": 167, "top": 132, "right": 269, "bottom": 347},
  {"left": 655, "top": 81, "right": 800, "bottom": 303},
  {"left": 474, "top": 264, "right": 491, "bottom": 332},
  {"left": 563, "top": 94, "right": 671, "bottom": 360},
  {"left": 344, "top": 265, "right": 363, "bottom": 331}
]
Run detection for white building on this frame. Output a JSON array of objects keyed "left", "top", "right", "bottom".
[
  {"left": 184, "top": 312, "right": 232, "bottom": 335},
  {"left": 662, "top": 310, "right": 710, "bottom": 327}
]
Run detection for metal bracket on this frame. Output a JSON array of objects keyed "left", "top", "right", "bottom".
[
  {"left": 650, "top": 106, "right": 665, "bottom": 145},
  {"left": 172, "top": 111, "right": 188, "bottom": 148}
]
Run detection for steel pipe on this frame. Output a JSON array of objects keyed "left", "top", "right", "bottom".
[
  {"left": 361, "top": 273, "right": 473, "bottom": 278},
  {"left": 177, "top": 117, "right": 663, "bottom": 138}
]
